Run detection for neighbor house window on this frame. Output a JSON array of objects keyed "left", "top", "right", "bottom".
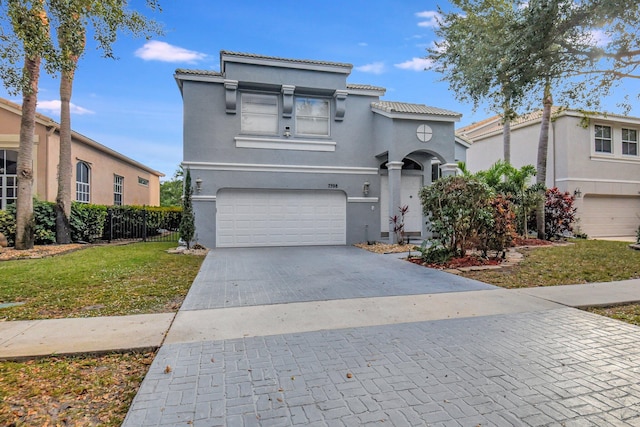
[
  {"left": 594, "top": 124, "right": 612, "bottom": 153},
  {"left": 295, "top": 97, "right": 329, "bottom": 136},
  {"left": 0, "top": 149, "right": 17, "bottom": 209},
  {"left": 114, "top": 175, "right": 124, "bottom": 206},
  {"left": 138, "top": 176, "right": 149, "bottom": 186},
  {"left": 76, "top": 161, "right": 90, "bottom": 203},
  {"left": 241, "top": 93, "right": 278, "bottom": 135},
  {"left": 622, "top": 128, "right": 638, "bottom": 156}
]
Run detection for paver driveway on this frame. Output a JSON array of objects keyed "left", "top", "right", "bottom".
[{"left": 123, "top": 246, "right": 640, "bottom": 426}]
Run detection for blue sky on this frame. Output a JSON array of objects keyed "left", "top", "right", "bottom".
[{"left": 1, "top": 0, "right": 638, "bottom": 179}]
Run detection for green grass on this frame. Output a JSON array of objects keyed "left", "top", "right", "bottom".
[
  {"left": 0, "top": 352, "right": 154, "bottom": 427},
  {"left": 587, "top": 304, "right": 640, "bottom": 327},
  {"left": 461, "top": 239, "right": 640, "bottom": 288},
  {"left": 0, "top": 242, "right": 204, "bottom": 320}
]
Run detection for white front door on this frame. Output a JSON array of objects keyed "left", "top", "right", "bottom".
[
  {"left": 216, "top": 189, "right": 347, "bottom": 247},
  {"left": 380, "top": 175, "right": 423, "bottom": 234}
]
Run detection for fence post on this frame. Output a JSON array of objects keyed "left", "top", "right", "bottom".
[
  {"left": 142, "top": 206, "right": 147, "bottom": 242},
  {"left": 107, "top": 208, "right": 113, "bottom": 243}
]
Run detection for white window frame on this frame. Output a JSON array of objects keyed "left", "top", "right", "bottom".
[
  {"left": 138, "top": 176, "right": 149, "bottom": 187},
  {"left": 594, "top": 124, "right": 612, "bottom": 154},
  {"left": 76, "top": 161, "right": 91, "bottom": 203},
  {"left": 241, "top": 93, "right": 278, "bottom": 135},
  {"left": 114, "top": 175, "right": 124, "bottom": 206},
  {"left": 0, "top": 149, "right": 17, "bottom": 209},
  {"left": 295, "top": 97, "right": 330, "bottom": 137},
  {"left": 622, "top": 127, "right": 638, "bottom": 156}
]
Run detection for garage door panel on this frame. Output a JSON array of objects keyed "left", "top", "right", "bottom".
[
  {"left": 216, "top": 189, "right": 346, "bottom": 247},
  {"left": 580, "top": 195, "right": 640, "bottom": 237}
]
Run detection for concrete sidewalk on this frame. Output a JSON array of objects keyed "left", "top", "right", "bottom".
[
  {"left": 0, "top": 312, "right": 174, "bottom": 360},
  {"left": 1, "top": 280, "right": 640, "bottom": 360}
]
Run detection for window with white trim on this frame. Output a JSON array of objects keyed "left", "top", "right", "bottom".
[
  {"left": 0, "top": 149, "right": 17, "bottom": 209},
  {"left": 241, "top": 93, "right": 278, "bottom": 135},
  {"left": 76, "top": 161, "right": 90, "bottom": 203},
  {"left": 622, "top": 128, "right": 638, "bottom": 156},
  {"left": 295, "top": 97, "right": 330, "bottom": 136},
  {"left": 594, "top": 124, "right": 612, "bottom": 153},
  {"left": 114, "top": 175, "right": 124, "bottom": 206},
  {"left": 138, "top": 176, "right": 149, "bottom": 186}
]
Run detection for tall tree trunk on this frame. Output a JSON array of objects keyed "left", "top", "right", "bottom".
[
  {"left": 503, "top": 114, "right": 511, "bottom": 164},
  {"left": 536, "top": 82, "right": 553, "bottom": 240},
  {"left": 15, "top": 55, "right": 41, "bottom": 250},
  {"left": 55, "top": 69, "right": 74, "bottom": 244}
]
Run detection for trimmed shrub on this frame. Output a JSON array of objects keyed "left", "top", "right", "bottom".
[
  {"left": 71, "top": 203, "right": 108, "bottom": 242},
  {"left": 477, "top": 194, "right": 517, "bottom": 257},
  {"left": 529, "top": 187, "right": 577, "bottom": 239},
  {"left": 419, "top": 175, "right": 493, "bottom": 258},
  {"left": 0, "top": 208, "right": 16, "bottom": 246}
]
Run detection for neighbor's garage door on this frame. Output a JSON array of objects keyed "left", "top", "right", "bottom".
[
  {"left": 216, "top": 189, "right": 346, "bottom": 247},
  {"left": 580, "top": 195, "right": 640, "bottom": 237}
]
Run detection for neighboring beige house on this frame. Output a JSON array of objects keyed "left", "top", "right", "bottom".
[
  {"left": 459, "top": 109, "right": 640, "bottom": 238},
  {"left": 0, "top": 97, "right": 162, "bottom": 209}
]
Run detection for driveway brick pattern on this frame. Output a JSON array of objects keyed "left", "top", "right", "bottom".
[
  {"left": 182, "top": 247, "right": 494, "bottom": 311},
  {"left": 124, "top": 308, "right": 640, "bottom": 426}
]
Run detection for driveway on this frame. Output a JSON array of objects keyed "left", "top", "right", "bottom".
[
  {"left": 181, "top": 246, "right": 495, "bottom": 310},
  {"left": 123, "top": 246, "right": 640, "bottom": 426}
]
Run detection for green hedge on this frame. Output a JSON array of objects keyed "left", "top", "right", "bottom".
[{"left": 0, "top": 200, "right": 180, "bottom": 246}]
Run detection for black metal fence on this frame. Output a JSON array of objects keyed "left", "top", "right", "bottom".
[{"left": 103, "top": 207, "right": 181, "bottom": 243}]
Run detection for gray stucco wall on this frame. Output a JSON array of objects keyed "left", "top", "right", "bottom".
[{"left": 179, "top": 54, "right": 462, "bottom": 247}]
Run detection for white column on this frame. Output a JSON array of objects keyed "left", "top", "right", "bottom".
[
  {"left": 440, "top": 163, "right": 459, "bottom": 177},
  {"left": 386, "top": 161, "right": 403, "bottom": 244}
]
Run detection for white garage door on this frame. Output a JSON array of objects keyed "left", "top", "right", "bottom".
[
  {"left": 216, "top": 189, "right": 346, "bottom": 247},
  {"left": 580, "top": 195, "right": 640, "bottom": 237}
]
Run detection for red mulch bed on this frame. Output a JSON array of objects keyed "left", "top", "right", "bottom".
[
  {"left": 408, "top": 254, "right": 503, "bottom": 270},
  {"left": 513, "top": 237, "right": 553, "bottom": 246}
]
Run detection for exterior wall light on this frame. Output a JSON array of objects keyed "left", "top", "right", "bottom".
[
  {"left": 362, "top": 181, "right": 370, "bottom": 196},
  {"left": 195, "top": 177, "right": 203, "bottom": 193},
  {"left": 574, "top": 188, "right": 582, "bottom": 198}
]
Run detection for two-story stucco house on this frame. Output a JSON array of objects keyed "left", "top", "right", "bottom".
[
  {"left": 175, "top": 51, "right": 468, "bottom": 248},
  {"left": 460, "top": 109, "right": 640, "bottom": 238},
  {"left": 0, "top": 97, "right": 162, "bottom": 209}
]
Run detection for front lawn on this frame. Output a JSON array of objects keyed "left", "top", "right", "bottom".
[
  {"left": 0, "top": 242, "right": 205, "bottom": 321},
  {"left": 0, "top": 352, "right": 154, "bottom": 427},
  {"left": 459, "top": 239, "right": 640, "bottom": 288}
]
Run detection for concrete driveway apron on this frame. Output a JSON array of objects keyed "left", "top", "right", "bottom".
[{"left": 123, "top": 246, "right": 640, "bottom": 427}]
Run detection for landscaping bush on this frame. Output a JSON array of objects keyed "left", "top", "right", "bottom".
[
  {"left": 528, "top": 187, "right": 576, "bottom": 239},
  {"left": 477, "top": 194, "right": 517, "bottom": 257},
  {"left": 71, "top": 203, "right": 108, "bottom": 242},
  {"left": 419, "top": 175, "right": 493, "bottom": 257},
  {"left": 0, "top": 208, "right": 15, "bottom": 246},
  {"left": 33, "top": 200, "right": 56, "bottom": 244}
]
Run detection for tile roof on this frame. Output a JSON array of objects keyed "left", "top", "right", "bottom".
[
  {"left": 175, "top": 69, "right": 222, "bottom": 77},
  {"left": 457, "top": 107, "right": 564, "bottom": 139},
  {"left": 220, "top": 50, "right": 353, "bottom": 69},
  {"left": 371, "top": 101, "right": 461, "bottom": 117},
  {"left": 347, "top": 83, "right": 386, "bottom": 92}
]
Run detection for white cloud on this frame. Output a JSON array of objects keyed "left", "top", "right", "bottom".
[
  {"left": 394, "top": 57, "right": 433, "bottom": 71},
  {"left": 355, "top": 62, "right": 386, "bottom": 75},
  {"left": 37, "top": 100, "right": 95, "bottom": 115},
  {"left": 588, "top": 29, "right": 610, "bottom": 47},
  {"left": 415, "top": 10, "right": 440, "bottom": 28},
  {"left": 358, "top": 42, "right": 368, "bottom": 47},
  {"left": 135, "top": 40, "right": 207, "bottom": 64}
]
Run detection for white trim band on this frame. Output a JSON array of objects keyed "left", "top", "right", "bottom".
[
  {"left": 192, "top": 195, "right": 217, "bottom": 202},
  {"left": 182, "top": 161, "right": 379, "bottom": 175},
  {"left": 235, "top": 136, "right": 336, "bottom": 152},
  {"left": 348, "top": 197, "right": 380, "bottom": 203},
  {"left": 556, "top": 177, "right": 640, "bottom": 185}
]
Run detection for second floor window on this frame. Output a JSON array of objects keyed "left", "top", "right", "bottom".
[
  {"left": 594, "top": 124, "right": 612, "bottom": 153},
  {"left": 295, "top": 97, "right": 329, "bottom": 136},
  {"left": 76, "top": 161, "right": 90, "bottom": 203},
  {"left": 241, "top": 93, "right": 278, "bottom": 135},
  {"left": 114, "top": 175, "right": 124, "bottom": 206},
  {"left": 622, "top": 128, "right": 638, "bottom": 156}
]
